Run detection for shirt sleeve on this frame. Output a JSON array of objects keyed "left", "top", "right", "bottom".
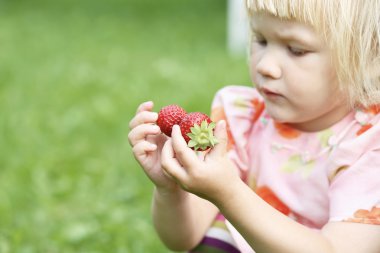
[
  {"left": 328, "top": 115, "right": 380, "bottom": 225},
  {"left": 210, "top": 85, "right": 265, "bottom": 182}
]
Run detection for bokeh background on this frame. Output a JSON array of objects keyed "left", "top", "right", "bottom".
[{"left": 0, "top": 0, "right": 250, "bottom": 252}]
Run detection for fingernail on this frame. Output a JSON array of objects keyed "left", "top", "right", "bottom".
[
  {"left": 145, "top": 101, "right": 153, "bottom": 107},
  {"left": 171, "top": 125, "right": 180, "bottom": 135}
]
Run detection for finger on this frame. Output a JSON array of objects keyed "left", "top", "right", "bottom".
[
  {"left": 207, "top": 120, "right": 228, "bottom": 158},
  {"left": 129, "top": 110, "right": 159, "bottom": 130},
  {"left": 132, "top": 140, "right": 157, "bottom": 160},
  {"left": 161, "top": 139, "right": 188, "bottom": 181},
  {"left": 171, "top": 125, "right": 200, "bottom": 168},
  {"left": 129, "top": 101, "right": 156, "bottom": 130},
  {"left": 197, "top": 150, "right": 206, "bottom": 161},
  {"left": 128, "top": 124, "right": 161, "bottom": 146},
  {"left": 136, "top": 101, "right": 154, "bottom": 114}
]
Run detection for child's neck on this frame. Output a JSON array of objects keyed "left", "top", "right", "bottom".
[{"left": 287, "top": 105, "right": 352, "bottom": 132}]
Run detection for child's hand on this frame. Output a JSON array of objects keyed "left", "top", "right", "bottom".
[
  {"left": 128, "top": 101, "right": 179, "bottom": 192},
  {"left": 161, "top": 120, "right": 241, "bottom": 204}
]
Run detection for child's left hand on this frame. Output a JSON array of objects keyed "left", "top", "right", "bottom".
[{"left": 161, "top": 120, "right": 241, "bottom": 204}]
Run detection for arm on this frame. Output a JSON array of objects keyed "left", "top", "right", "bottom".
[
  {"left": 217, "top": 180, "right": 380, "bottom": 253},
  {"left": 156, "top": 134, "right": 219, "bottom": 251},
  {"left": 128, "top": 101, "right": 218, "bottom": 251},
  {"left": 152, "top": 187, "right": 218, "bottom": 251},
  {"left": 163, "top": 122, "right": 380, "bottom": 253}
]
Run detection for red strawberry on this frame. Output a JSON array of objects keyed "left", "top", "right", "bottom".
[
  {"left": 179, "top": 112, "right": 218, "bottom": 151},
  {"left": 157, "top": 104, "right": 187, "bottom": 137}
]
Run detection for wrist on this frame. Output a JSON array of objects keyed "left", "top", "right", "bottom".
[
  {"left": 154, "top": 185, "right": 188, "bottom": 201},
  {"left": 212, "top": 178, "right": 247, "bottom": 210}
]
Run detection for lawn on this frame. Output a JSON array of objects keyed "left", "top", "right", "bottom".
[{"left": 0, "top": 0, "right": 250, "bottom": 252}]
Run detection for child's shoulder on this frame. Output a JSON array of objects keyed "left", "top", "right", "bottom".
[
  {"left": 327, "top": 107, "right": 380, "bottom": 225},
  {"left": 211, "top": 85, "right": 265, "bottom": 121},
  {"left": 330, "top": 105, "right": 380, "bottom": 169},
  {"left": 342, "top": 105, "right": 380, "bottom": 147},
  {"left": 210, "top": 85, "right": 266, "bottom": 152},
  {"left": 211, "top": 85, "right": 267, "bottom": 126}
]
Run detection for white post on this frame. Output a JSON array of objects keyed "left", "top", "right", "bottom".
[{"left": 227, "top": 0, "right": 248, "bottom": 56}]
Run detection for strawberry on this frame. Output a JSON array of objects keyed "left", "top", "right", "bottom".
[
  {"left": 157, "top": 104, "right": 187, "bottom": 137},
  {"left": 179, "top": 112, "right": 218, "bottom": 151}
]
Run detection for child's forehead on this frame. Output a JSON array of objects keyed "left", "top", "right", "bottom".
[
  {"left": 250, "top": 12, "right": 316, "bottom": 33},
  {"left": 248, "top": 8, "right": 328, "bottom": 39},
  {"left": 246, "top": 0, "right": 325, "bottom": 28},
  {"left": 249, "top": 10, "right": 311, "bottom": 26},
  {"left": 250, "top": 13, "right": 323, "bottom": 45}
]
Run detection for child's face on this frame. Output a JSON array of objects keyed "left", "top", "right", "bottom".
[{"left": 249, "top": 13, "right": 349, "bottom": 131}]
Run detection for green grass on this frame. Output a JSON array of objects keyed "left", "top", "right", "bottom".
[{"left": 0, "top": 0, "right": 250, "bottom": 252}]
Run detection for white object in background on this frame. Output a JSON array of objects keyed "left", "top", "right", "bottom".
[{"left": 227, "top": 0, "right": 248, "bottom": 56}]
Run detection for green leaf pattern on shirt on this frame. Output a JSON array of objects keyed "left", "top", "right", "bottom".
[
  {"left": 281, "top": 155, "right": 316, "bottom": 178},
  {"left": 317, "top": 128, "right": 334, "bottom": 148}
]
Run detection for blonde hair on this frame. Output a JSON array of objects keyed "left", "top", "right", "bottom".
[{"left": 246, "top": 0, "right": 380, "bottom": 108}]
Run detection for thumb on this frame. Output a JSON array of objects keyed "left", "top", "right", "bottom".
[{"left": 208, "top": 120, "right": 228, "bottom": 157}]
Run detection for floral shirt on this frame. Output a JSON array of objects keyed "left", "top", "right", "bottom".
[{"left": 193, "top": 85, "right": 380, "bottom": 253}]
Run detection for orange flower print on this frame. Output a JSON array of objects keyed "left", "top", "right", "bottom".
[
  {"left": 233, "top": 97, "right": 265, "bottom": 123},
  {"left": 356, "top": 124, "right": 373, "bottom": 136},
  {"left": 345, "top": 206, "right": 380, "bottom": 225},
  {"left": 250, "top": 98, "right": 265, "bottom": 123},
  {"left": 363, "top": 104, "right": 380, "bottom": 115},
  {"left": 256, "top": 186, "right": 291, "bottom": 216},
  {"left": 211, "top": 107, "right": 235, "bottom": 150},
  {"left": 274, "top": 122, "right": 301, "bottom": 139}
]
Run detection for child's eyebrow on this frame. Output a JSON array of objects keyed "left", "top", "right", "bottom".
[
  {"left": 278, "top": 34, "right": 312, "bottom": 46},
  {"left": 274, "top": 30, "right": 319, "bottom": 47},
  {"left": 250, "top": 23, "right": 321, "bottom": 47}
]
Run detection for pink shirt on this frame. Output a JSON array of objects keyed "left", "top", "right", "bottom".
[{"left": 210, "top": 85, "right": 380, "bottom": 252}]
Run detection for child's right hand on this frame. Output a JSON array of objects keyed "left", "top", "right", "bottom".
[{"left": 128, "top": 101, "right": 179, "bottom": 192}]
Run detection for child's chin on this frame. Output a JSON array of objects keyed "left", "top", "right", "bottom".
[{"left": 266, "top": 111, "right": 291, "bottom": 123}]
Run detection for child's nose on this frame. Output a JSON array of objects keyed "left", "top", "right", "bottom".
[{"left": 256, "top": 51, "right": 282, "bottom": 79}]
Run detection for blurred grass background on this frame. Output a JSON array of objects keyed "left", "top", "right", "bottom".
[{"left": 0, "top": 0, "right": 250, "bottom": 252}]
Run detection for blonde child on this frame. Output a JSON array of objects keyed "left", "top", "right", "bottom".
[{"left": 128, "top": 0, "right": 380, "bottom": 252}]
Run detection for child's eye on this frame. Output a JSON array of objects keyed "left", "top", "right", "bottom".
[
  {"left": 251, "top": 33, "right": 267, "bottom": 46},
  {"left": 257, "top": 39, "right": 267, "bottom": 46},
  {"left": 288, "top": 46, "right": 308, "bottom": 56},
  {"left": 251, "top": 38, "right": 267, "bottom": 47}
]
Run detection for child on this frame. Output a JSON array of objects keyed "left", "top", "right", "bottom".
[{"left": 128, "top": 0, "right": 380, "bottom": 252}]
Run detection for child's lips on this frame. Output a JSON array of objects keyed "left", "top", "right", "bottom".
[{"left": 260, "top": 87, "right": 283, "bottom": 98}]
